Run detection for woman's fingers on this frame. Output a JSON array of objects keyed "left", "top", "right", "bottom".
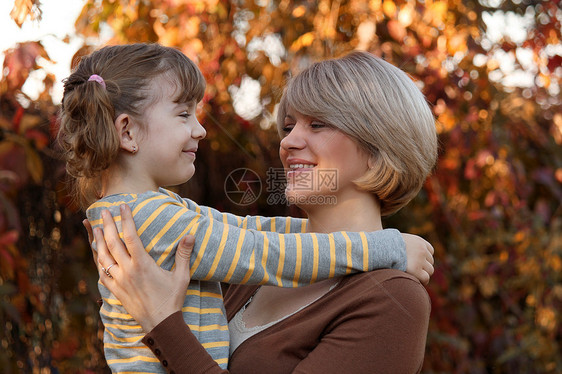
[
  {"left": 119, "top": 204, "right": 147, "bottom": 259},
  {"left": 83, "top": 219, "right": 99, "bottom": 265},
  {"left": 93, "top": 226, "right": 120, "bottom": 280},
  {"left": 83, "top": 219, "right": 94, "bottom": 245},
  {"left": 101, "top": 209, "right": 131, "bottom": 265},
  {"left": 172, "top": 235, "right": 195, "bottom": 284},
  {"left": 425, "top": 261, "right": 434, "bottom": 276}
]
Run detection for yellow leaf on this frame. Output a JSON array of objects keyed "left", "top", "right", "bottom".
[
  {"left": 24, "top": 144, "right": 43, "bottom": 183},
  {"left": 382, "top": 0, "right": 396, "bottom": 18},
  {"left": 19, "top": 114, "right": 42, "bottom": 134},
  {"left": 292, "top": 5, "right": 306, "bottom": 17},
  {"left": 369, "top": 0, "right": 382, "bottom": 12},
  {"left": 428, "top": 1, "right": 448, "bottom": 27},
  {"left": 539, "top": 73, "right": 550, "bottom": 89},
  {"left": 290, "top": 32, "right": 315, "bottom": 51},
  {"left": 448, "top": 33, "right": 468, "bottom": 55},
  {"left": 536, "top": 307, "right": 557, "bottom": 333}
]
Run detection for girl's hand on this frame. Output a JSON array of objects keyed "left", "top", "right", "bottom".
[
  {"left": 84, "top": 204, "right": 194, "bottom": 332},
  {"left": 401, "top": 233, "right": 434, "bottom": 285}
]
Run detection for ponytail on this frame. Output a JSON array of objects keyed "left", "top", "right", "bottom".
[{"left": 58, "top": 72, "right": 120, "bottom": 209}]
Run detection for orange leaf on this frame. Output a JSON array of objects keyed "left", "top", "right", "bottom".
[
  {"left": 9, "top": 0, "right": 41, "bottom": 27},
  {"left": 387, "top": 20, "right": 406, "bottom": 42}
]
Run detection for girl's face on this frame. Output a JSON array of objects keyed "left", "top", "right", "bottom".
[
  {"left": 278, "top": 107, "right": 371, "bottom": 207},
  {"left": 136, "top": 77, "right": 206, "bottom": 188}
]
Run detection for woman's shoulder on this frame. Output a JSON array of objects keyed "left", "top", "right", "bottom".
[
  {"left": 337, "top": 269, "right": 430, "bottom": 312},
  {"left": 349, "top": 268, "right": 423, "bottom": 285}
]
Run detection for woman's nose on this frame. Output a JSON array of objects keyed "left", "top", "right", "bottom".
[{"left": 280, "top": 125, "right": 306, "bottom": 151}]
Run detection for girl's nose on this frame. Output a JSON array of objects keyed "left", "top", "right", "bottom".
[{"left": 193, "top": 119, "right": 206, "bottom": 140}]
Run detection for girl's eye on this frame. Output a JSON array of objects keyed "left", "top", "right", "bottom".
[{"left": 180, "top": 111, "right": 192, "bottom": 118}]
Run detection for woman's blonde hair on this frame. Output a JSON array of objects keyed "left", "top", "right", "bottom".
[
  {"left": 277, "top": 51, "right": 437, "bottom": 215},
  {"left": 57, "top": 43, "right": 205, "bottom": 209}
]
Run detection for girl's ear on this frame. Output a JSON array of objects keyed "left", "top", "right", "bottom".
[{"left": 114, "top": 113, "right": 138, "bottom": 154}]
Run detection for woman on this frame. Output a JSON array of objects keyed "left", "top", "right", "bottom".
[{"left": 92, "top": 50, "right": 438, "bottom": 373}]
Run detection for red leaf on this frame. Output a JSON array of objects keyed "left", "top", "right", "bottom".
[
  {"left": 0, "top": 230, "right": 19, "bottom": 246},
  {"left": 3, "top": 41, "right": 50, "bottom": 91},
  {"left": 547, "top": 55, "right": 562, "bottom": 73},
  {"left": 25, "top": 129, "right": 49, "bottom": 150},
  {"left": 12, "top": 107, "right": 24, "bottom": 133}
]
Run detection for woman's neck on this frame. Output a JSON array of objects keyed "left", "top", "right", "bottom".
[{"left": 302, "top": 191, "right": 383, "bottom": 234}]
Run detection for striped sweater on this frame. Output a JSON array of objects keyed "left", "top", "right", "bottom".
[{"left": 86, "top": 187, "right": 406, "bottom": 373}]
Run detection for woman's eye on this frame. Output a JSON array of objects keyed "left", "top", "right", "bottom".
[
  {"left": 282, "top": 125, "right": 294, "bottom": 133},
  {"left": 310, "top": 122, "right": 327, "bottom": 129}
]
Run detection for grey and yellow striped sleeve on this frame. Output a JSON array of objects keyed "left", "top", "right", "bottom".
[
  {"left": 142, "top": 192, "right": 405, "bottom": 287},
  {"left": 181, "top": 196, "right": 307, "bottom": 233}
]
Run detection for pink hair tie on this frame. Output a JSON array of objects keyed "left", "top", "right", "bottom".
[{"left": 88, "top": 74, "right": 106, "bottom": 89}]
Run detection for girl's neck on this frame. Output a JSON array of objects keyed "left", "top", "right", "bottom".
[
  {"left": 101, "top": 164, "right": 158, "bottom": 197},
  {"left": 302, "top": 190, "right": 383, "bottom": 234}
]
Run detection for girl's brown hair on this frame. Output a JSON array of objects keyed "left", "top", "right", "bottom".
[{"left": 57, "top": 43, "right": 205, "bottom": 209}]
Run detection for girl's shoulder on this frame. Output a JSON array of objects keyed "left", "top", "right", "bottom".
[{"left": 86, "top": 189, "right": 183, "bottom": 218}]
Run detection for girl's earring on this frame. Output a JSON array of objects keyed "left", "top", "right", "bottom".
[{"left": 132, "top": 145, "right": 137, "bottom": 154}]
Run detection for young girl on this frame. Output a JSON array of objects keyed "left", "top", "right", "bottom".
[{"left": 58, "top": 43, "right": 433, "bottom": 373}]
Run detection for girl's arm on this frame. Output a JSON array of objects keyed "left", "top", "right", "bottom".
[
  {"left": 181, "top": 192, "right": 433, "bottom": 283},
  {"left": 88, "top": 192, "right": 409, "bottom": 287},
  {"left": 181, "top": 195, "right": 307, "bottom": 234}
]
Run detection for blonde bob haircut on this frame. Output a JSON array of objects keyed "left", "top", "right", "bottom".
[{"left": 277, "top": 51, "right": 438, "bottom": 216}]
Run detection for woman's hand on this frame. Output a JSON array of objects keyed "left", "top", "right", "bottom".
[
  {"left": 84, "top": 204, "right": 194, "bottom": 332},
  {"left": 401, "top": 233, "right": 435, "bottom": 285}
]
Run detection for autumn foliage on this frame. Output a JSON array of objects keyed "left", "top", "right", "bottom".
[{"left": 1, "top": 0, "right": 561, "bottom": 372}]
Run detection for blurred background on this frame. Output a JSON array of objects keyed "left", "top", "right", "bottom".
[{"left": 0, "top": 0, "right": 560, "bottom": 372}]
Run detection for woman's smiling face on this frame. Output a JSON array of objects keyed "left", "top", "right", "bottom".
[{"left": 278, "top": 107, "right": 371, "bottom": 206}]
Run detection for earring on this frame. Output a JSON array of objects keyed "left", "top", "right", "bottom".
[{"left": 131, "top": 145, "right": 137, "bottom": 154}]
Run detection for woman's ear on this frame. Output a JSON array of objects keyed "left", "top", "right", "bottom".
[
  {"left": 114, "top": 113, "right": 138, "bottom": 154},
  {"left": 367, "top": 155, "right": 376, "bottom": 170}
]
